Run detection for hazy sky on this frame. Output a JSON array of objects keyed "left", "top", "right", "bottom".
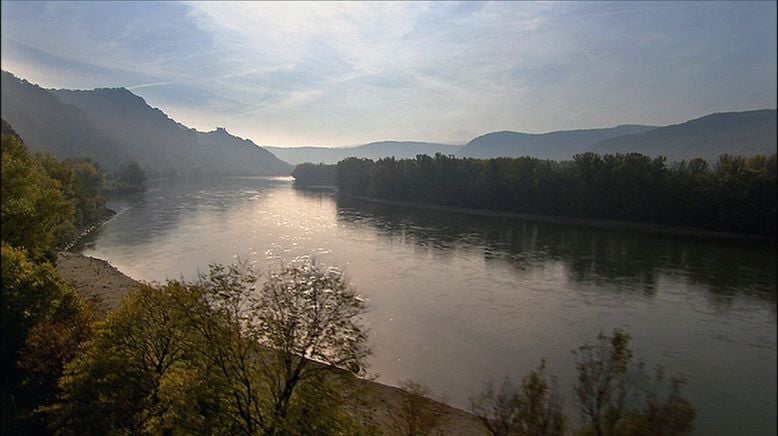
[{"left": 1, "top": 1, "right": 776, "bottom": 147}]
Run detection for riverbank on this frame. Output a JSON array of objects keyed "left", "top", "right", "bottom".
[
  {"left": 61, "top": 208, "right": 117, "bottom": 251},
  {"left": 56, "top": 251, "right": 140, "bottom": 315},
  {"left": 54, "top": 251, "right": 486, "bottom": 434},
  {"left": 338, "top": 193, "right": 772, "bottom": 243}
]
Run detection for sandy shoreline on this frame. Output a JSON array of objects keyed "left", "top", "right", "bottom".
[
  {"left": 338, "top": 193, "right": 772, "bottom": 242},
  {"left": 55, "top": 251, "right": 486, "bottom": 434}
]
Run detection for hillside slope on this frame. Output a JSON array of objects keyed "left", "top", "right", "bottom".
[
  {"left": 1, "top": 71, "right": 292, "bottom": 177},
  {"left": 267, "top": 141, "right": 461, "bottom": 165},
  {"left": 54, "top": 88, "right": 293, "bottom": 177},
  {"left": 1, "top": 71, "right": 130, "bottom": 171},
  {"left": 458, "top": 125, "right": 656, "bottom": 161},
  {"left": 586, "top": 109, "right": 777, "bottom": 162}
]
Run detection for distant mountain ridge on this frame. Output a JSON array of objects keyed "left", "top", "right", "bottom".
[
  {"left": 458, "top": 125, "right": 657, "bottom": 161},
  {"left": 266, "top": 141, "right": 462, "bottom": 165},
  {"left": 585, "top": 110, "right": 777, "bottom": 162},
  {"left": 4, "top": 71, "right": 773, "bottom": 171},
  {"left": 1, "top": 71, "right": 131, "bottom": 169},
  {"left": 1, "top": 71, "right": 292, "bottom": 177}
]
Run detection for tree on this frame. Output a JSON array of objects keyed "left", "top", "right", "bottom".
[
  {"left": 49, "top": 282, "right": 226, "bottom": 435},
  {"left": 68, "top": 158, "right": 106, "bottom": 227},
  {"left": 241, "top": 259, "right": 370, "bottom": 433},
  {"left": 116, "top": 161, "right": 148, "bottom": 191},
  {"left": 50, "top": 260, "right": 370, "bottom": 435},
  {"left": 470, "top": 361, "right": 565, "bottom": 436},
  {"left": 292, "top": 163, "right": 337, "bottom": 187},
  {"left": 470, "top": 331, "right": 695, "bottom": 436},
  {"left": 573, "top": 329, "right": 695, "bottom": 436},
  {"left": 1, "top": 134, "right": 74, "bottom": 260},
  {"left": 392, "top": 380, "right": 446, "bottom": 436},
  {"left": 573, "top": 330, "right": 634, "bottom": 436},
  {"left": 1, "top": 244, "right": 92, "bottom": 433}
]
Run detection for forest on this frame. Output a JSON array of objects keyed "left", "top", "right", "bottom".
[
  {"left": 291, "top": 162, "right": 338, "bottom": 187},
  {"left": 335, "top": 152, "right": 777, "bottom": 238}
]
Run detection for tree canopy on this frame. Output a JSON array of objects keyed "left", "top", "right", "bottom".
[
  {"left": 1, "top": 134, "right": 74, "bottom": 260},
  {"left": 336, "top": 152, "right": 777, "bottom": 237},
  {"left": 50, "top": 260, "right": 369, "bottom": 435}
]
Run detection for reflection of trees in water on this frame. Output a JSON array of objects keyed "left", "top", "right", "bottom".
[
  {"left": 335, "top": 196, "right": 776, "bottom": 306},
  {"left": 679, "top": 241, "right": 777, "bottom": 308}
]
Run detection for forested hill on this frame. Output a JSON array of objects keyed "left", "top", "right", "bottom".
[
  {"left": 1, "top": 118, "right": 21, "bottom": 139},
  {"left": 585, "top": 109, "right": 777, "bottom": 162},
  {"left": 54, "top": 87, "right": 292, "bottom": 177},
  {"left": 457, "top": 125, "right": 656, "bottom": 161},
  {"left": 1, "top": 71, "right": 293, "bottom": 177},
  {"left": 1, "top": 71, "right": 131, "bottom": 171},
  {"left": 266, "top": 141, "right": 461, "bottom": 165},
  {"left": 194, "top": 128, "right": 294, "bottom": 176}
]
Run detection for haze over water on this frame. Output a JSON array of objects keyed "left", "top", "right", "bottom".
[{"left": 78, "top": 177, "right": 776, "bottom": 435}]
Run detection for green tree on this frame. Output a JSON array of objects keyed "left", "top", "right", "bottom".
[
  {"left": 292, "top": 163, "right": 338, "bottom": 187},
  {"left": 116, "top": 161, "right": 148, "bottom": 191},
  {"left": 49, "top": 282, "right": 226, "bottom": 435},
  {"left": 50, "top": 260, "right": 370, "bottom": 435},
  {"left": 69, "top": 158, "right": 106, "bottom": 228},
  {"left": 1, "top": 244, "right": 91, "bottom": 432},
  {"left": 1, "top": 134, "right": 75, "bottom": 260}
]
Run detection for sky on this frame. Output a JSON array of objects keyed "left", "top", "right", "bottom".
[{"left": 1, "top": 1, "right": 776, "bottom": 147}]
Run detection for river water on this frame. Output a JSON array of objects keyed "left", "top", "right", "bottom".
[{"left": 78, "top": 177, "right": 776, "bottom": 435}]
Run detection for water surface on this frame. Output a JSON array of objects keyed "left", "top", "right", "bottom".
[{"left": 80, "top": 178, "right": 776, "bottom": 435}]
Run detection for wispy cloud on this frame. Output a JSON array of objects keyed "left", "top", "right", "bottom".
[{"left": 1, "top": 1, "right": 775, "bottom": 146}]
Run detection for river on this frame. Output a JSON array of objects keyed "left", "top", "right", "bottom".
[{"left": 77, "top": 177, "right": 776, "bottom": 435}]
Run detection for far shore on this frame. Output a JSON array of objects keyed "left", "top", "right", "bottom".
[
  {"left": 337, "top": 193, "right": 773, "bottom": 243},
  {"left": 55, "top": 251, "right": 487, "bottom": 434}
]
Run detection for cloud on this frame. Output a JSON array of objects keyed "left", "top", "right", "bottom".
[{"left": 1, "top": 1, "right": 775, "bottom": 146}]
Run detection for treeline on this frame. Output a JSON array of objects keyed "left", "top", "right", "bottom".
[
  {"left": 2, "top": 132, "right": 104, "bottom": 432},
  {"left": 1, "top": 133, "right": 111, "bottom": 260},
  {"left": 337, "top": 153, "right": 777, "bottom": 237},
  {"left": 104, "top": 161, "right": 148, "bottom": 194},
  {"left": 291, "top": 162, "right": 338, "bottom": 186},
  {"left": 0, "top": 132, "right": 147, "bottom": 432}
]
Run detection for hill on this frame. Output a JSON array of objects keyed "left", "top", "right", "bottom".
[
  {"left": 1, "top": 118, "right": 21, "bottom": 139},
  {"left": 1, "top": 71, "right": 292, "bottom": 177},
  {"left": 1, "top": 71, "right": 130, "bottom": 171},
  {"left": 585, "top": 109, "right": 777, "bottom": 162},
  {"left": 458, "top": 125, "right": 656, "bottom": 161},
  {"left": 53, "top": 87, "right": 292, "bottom": 177},
  {"left": 266, "top": 141, "right": 461, "bottom": 165}
]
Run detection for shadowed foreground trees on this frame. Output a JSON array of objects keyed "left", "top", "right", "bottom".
[
  {"left": 49, "top": 260, "right": 369, "bottom": 435},
  {"left": 1, "top": 132, "right": 109, "bottom": 432},
  {"left": 0, "top": 245, "right": 94, "bottom": 433},
  {"left": 470, "top": 330, "right": 695, "bottom": 436},
  {"left": 573, "top": 330, "right": 694, "bottom": 436},
  {"left": 470, "top": 361, "right": 566, "bottom": 436}
]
